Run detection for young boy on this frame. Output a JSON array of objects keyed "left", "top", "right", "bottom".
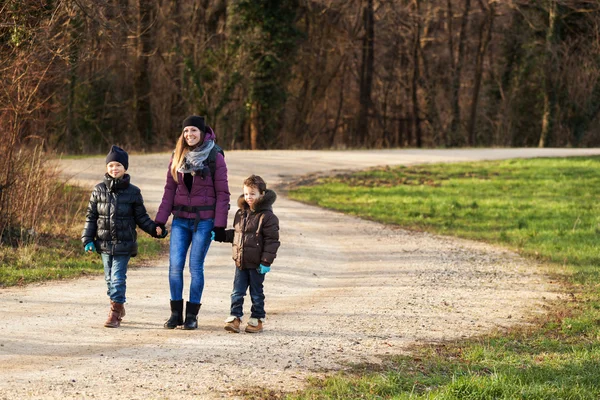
[
  {"left": 81, "top": 145, "right": 167, "bottom": 328},
  {"left": 213, "top": 175, "right": 280, "bottom": 333}
]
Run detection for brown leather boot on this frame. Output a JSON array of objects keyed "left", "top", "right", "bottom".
[
  {"left": 244, "top": 318, "right": 263, "bottom": 333},
  {"left": 224, "top": 316, "right": 241, "bottom": 333},
  {"left": 104, "top": 301, "right": 125, "bottom": 328}
]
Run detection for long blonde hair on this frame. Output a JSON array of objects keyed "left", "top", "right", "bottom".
[{"left": 170, "top": 130, "right": 205, "bottom": 183}]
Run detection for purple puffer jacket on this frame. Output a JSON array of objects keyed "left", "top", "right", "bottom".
[{"left": 155, "top": 127, "right": 230, "bottom": 228}]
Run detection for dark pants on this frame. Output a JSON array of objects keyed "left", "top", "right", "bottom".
[{"left": 230, "top": 268, "right": 266, "bottom": 320}]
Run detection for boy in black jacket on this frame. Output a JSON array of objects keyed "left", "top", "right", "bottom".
[{"left": 81, "top": 146, "right": 166, "bottom": 328}]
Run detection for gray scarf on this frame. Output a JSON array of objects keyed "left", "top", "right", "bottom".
[{"left": 177, "top": 140, "right": 215, "bottom": 174}]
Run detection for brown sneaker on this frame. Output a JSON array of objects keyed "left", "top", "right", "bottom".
[
  {"left": 224, "top": 316, "right": 241, "bottom": 333},
  {"left": 244, "top": 318, "right": 263, "bottom": 333}
]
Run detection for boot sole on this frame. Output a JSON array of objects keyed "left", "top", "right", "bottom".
[
  {"left": 224, "top": 325, "right": 240, "bottom": 333},
  {"left": 164, "top": 318, "right": 184, "bottom": 329}
]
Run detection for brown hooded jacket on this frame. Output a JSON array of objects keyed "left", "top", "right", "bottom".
[{"left": 223, "top": 189, "right": 280, "bottom": 269}]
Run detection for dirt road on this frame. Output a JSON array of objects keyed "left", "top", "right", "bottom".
[{"left": 1, "top": 148, "right": 598, "bottom": 399}]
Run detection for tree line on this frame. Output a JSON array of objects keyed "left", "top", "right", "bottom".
[{"left": 1, "top": 0, "right": 600, "bottom": 155}]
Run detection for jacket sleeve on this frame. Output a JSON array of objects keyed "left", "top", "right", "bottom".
[
  {"left": 81, "top": 188, "right": 99, "bottom": 246},
  {"left": 155, "top": 158, "right": 177, "bottom": 225},
  {"left": 213, "top": 152, "right": 230, "bottom": 228},
  {"left": 133, "top": 189, "right": 158, "bottom": 237},
  {"left": 260, "top": 213, "right": 280, "bottom": 266}
]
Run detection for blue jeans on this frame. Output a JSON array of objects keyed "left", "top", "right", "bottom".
[
  {"left": 230, "top": 268, "right": 266, "bottom": 320},
  {"left": 101, "top": 253, "right": 131, "bottom": 304},
  {"left": 169, "top": 217, "right": 213, "bottom": 304}
]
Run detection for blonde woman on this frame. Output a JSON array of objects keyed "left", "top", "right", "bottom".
[{"left": 155, "top": 116, "right": 230, "bottom": 330}]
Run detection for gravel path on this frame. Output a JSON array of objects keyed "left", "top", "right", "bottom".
[{"left": 1, "top": 148, "right": 598, "bottom": 399}]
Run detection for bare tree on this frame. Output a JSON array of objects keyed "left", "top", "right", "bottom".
[
  {"left": 357, "top": 0, "right": 375, "bottom": 147},
  {"left": 466, "top": 0, "right": 495, "bottom": 146},
  {"left": 134, "top": 0, "right": 156, "bottom": 145},
  {"left": 448, "top": 0, "right": 471, "bottom": 147}
]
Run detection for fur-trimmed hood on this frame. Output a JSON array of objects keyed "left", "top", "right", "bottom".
[{"left": 237, "top": 189, "right": 277, "bottom": 212}]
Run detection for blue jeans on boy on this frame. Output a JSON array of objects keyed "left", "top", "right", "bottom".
[
  {"left": 230, "top": 268, "right": 266, "bottom": 320},
  {"left": 169, "top": 217, "right": 213, "bottom": 304},
  {"left": 101, "top": 253, "right": 131, "bottom": 304}
]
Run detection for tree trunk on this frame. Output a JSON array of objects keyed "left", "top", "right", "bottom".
[
  {"left": 357, "top": 0, "right": 374, "bottom": 147},
  {"left": 467, "top": 1, "right": 494, "bottom": 146},
  {"left": 331, "top": 61, "right": 348, "bottom": 148},
  {"left": 250, "top": 101, "right": 259, "bottom": 150},
  {"left": 415, "top": 0, "right": 443, "bottom": 146},
  {"left": 412, "top": 11, "right": 422, "bottom": 148},
  {"left": 538, "top": 1, "right": 557, "bottom": 148},
  {"left": 169, "top": 0, "right": 184, "bottom": 135},
  {"left": 135, "top": 0, "right": 155, "bottom": 147},
  {"left": 66, "top": 21, "right": 79, "bottom": 150},
  {"left": 449, "top": 0, "right": 471, "bottom": 147}
]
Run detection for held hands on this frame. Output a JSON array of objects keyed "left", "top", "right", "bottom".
[
  {"left": 155, "top": 224, "right": 168, "bottom": 239},
  {"left": 211, "top": 227, "right": 226, "bottom": 242},
  {"left": 258, "top": 264, "right": 270, "bottom": 275},
  {"left": 84, "top": 242, "right": 96, "bottom": 253}
]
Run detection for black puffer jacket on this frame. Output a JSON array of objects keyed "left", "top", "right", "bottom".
[
  {"left": 81, "top": 174, "right": 158, "bottom": 256},
  {"left": 224, "top": 189, "right": 280, "bottom": 269}
]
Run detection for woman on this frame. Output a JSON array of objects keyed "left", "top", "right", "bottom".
[{"left": 155, "top": 115, "right": 230, "bottom": 330}]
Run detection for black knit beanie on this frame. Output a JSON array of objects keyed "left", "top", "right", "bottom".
[
  {"left": 105, "top": 145, "right": 129, "bottom": 170},
  {"left": 182, "top": 115, "right": 205, "bottom": 132}
]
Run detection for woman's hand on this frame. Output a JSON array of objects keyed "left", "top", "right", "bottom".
[
  {"left": 155, "top": 224, "right": 168, "bottom": 238},
  {"left": 211, "top": 227, "right": 226, "bottom": 242}
]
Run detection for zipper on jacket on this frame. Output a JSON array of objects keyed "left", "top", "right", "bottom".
[
  {"left": 240, "top": 210, "right": 249, "bottom": 265},
  {"left": 111, "top": 191, "right": 119, "bottom": 256},
  {"left": 255, "top": 213, "right": 265, "bottom": 247}
]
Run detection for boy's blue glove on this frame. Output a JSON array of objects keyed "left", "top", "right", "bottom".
[
  {"left": 258, "top": 264, "right": 270, "bottom": 274},
  {"left": 84, "top": 242, "right": 96, "bottom": 253}
]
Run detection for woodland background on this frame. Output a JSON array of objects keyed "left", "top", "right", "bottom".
[
  {"left": 1, "top": 0, "right": 600, "bottom": 241},
  {"left": 2, "top": 0, "right": 600, "bottom": 154}
]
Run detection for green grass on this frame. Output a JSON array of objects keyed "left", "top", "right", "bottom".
[
  {"left": 290, "top": 157, "right": 600, "bottom": 283},
  {"left": 0, "top": 234, "right": 165, "bottom": 287},
  {"left": 286, "top": 156, "right": 600, "bottom": 400},
  {"left": 0, "top": 183, "right": 166, "bottom": 287}
]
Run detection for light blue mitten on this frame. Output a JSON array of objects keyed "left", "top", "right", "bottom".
[
  {"left": 258, "top": 264, "right": 270, "bottom": 275},
  {"left": 84, "top": 242, "right": 96, "bottom": 253}
]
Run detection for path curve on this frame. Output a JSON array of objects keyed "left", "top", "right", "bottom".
[{"left": 1, "top": 148, "right": 598, "bottom": 399}]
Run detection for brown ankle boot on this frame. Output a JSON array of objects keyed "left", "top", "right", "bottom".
[
  {"left": 244, "top": 318, "right": 263, "bottom": 333},
  {"left": 224, "top": 316, "right": 241, "bottom": 333},
  {"left": 104, "top": 301, "right": 125, "bottom": 328}
]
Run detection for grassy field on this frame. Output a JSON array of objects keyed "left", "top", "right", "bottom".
[
  {"left": 0, "top": 184, "right": 167, "bottom": 287},
  {"left": 287, "top": 157, "right": 600, "bottom": 400},
  {"left": 0, "top": 235, "right": 164, "bottom": 287}
]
